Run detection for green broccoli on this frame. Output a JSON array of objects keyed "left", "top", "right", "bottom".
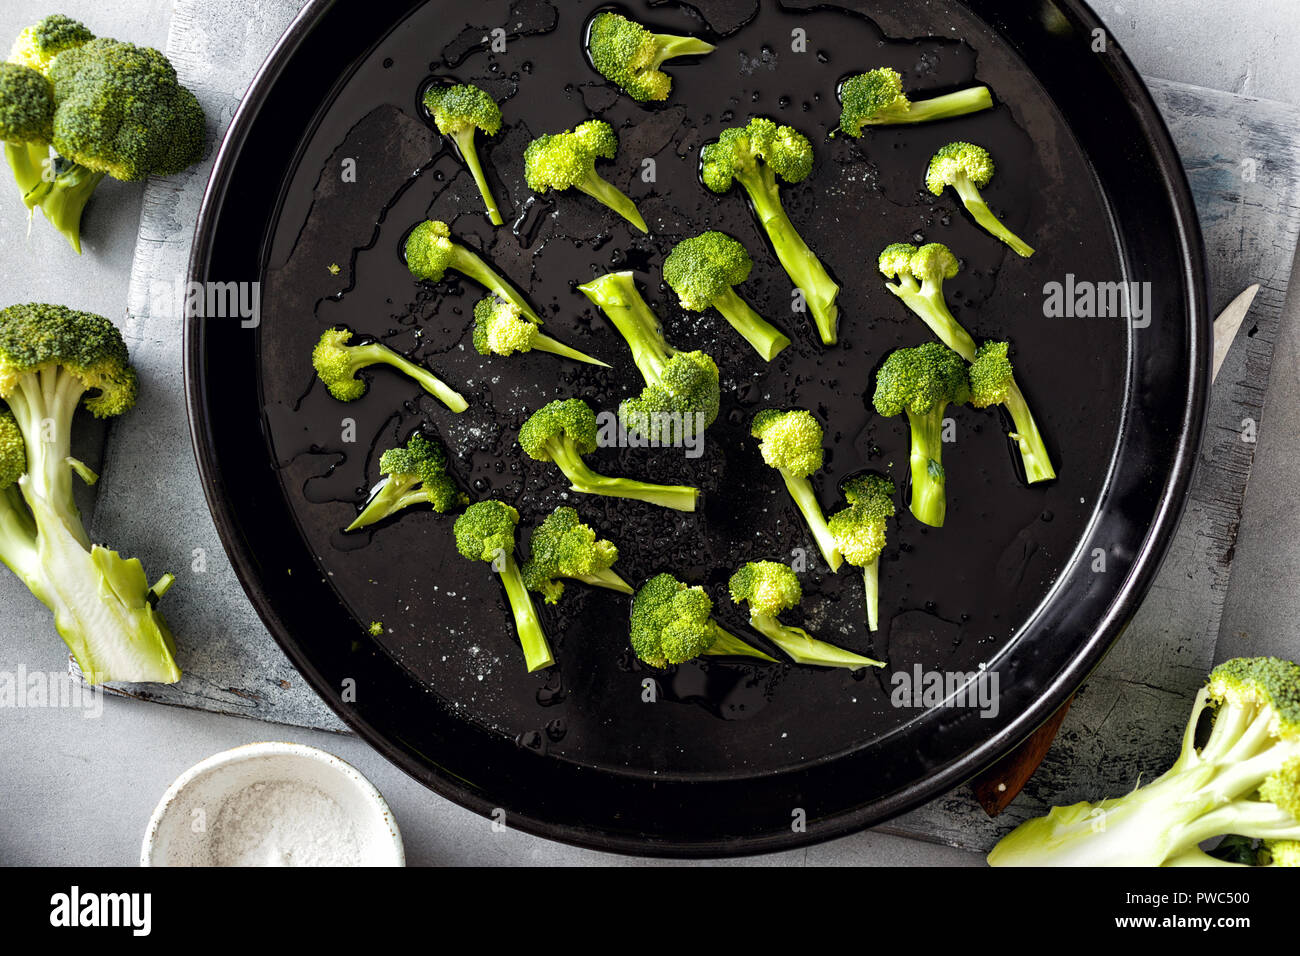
[
  {"left": 520, "top": 505, "right": 632, "bottom": 604},
  {"left": 586, "top": 10, "right": 715, "bottom": 103},
  {"left": 519, "top": 398, "right": 699, "bottom": 512},
  {"left": 524, "top": 119, "right": 647, "bottom": 232},
  {"left": 989, "top": 657, "right": 1300, "bottom": 867},
  {"left": 728, "top": 561, "right": 884, "bottom": 670},
  {"left": 827, "top": 473, "right": 895, "bottom": 632},
  {"left": 0, "top": 304, "right": 178, "bottom": 684},
  {"left": 662, "top": 231, "right": 791, "bottom": 361},
  {"left": 423, "top": 83, "right": 504, "bottom": 226},
  {"left": 577, "top": 271, "right": 719, "bottom": 442},
  {"left": 926, "top": 142, "right": 1035, "bottom": 258},
  {"left": 629, "top": 572, "right": 775, "bottom": 668},
  {"left": 838, "top": 67, "right": 993, "bottom": 134},
  {"left": 311, "top": 328, "right": 468, "bottom": 413},
  {"left": 701, "top": 117, "right": 839, "bottom": 345},
  {"left": 9, "top": 26, "right": 205, "bottom": 254},
  {"left": 878, "top": 242, "right": 977, "bottom": 360},
  {"left": 0, "top": 62, "right": 54, "bottom": 206},
  {"left": 346, "top": 431, "right": 466, "bottom": 532},
  {"left": 750, "top": 409, "right": 842, "bottom": 572},
  {"left": 472, "top": 295, "right": 608, "bottom": 367},
  {"left": 969, "top": 341, "right": 1055, "bottom": 483},
  {"left": 405, "top": 219, "right": 541, "bottom": 321},
  {"left": 873, "top": 343, "right": 970, "bottom": 528},
  {"left": 453, "top": 500, "right": 553, "bottom": 672}
]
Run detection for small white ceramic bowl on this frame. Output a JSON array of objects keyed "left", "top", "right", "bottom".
[{"left": 141, "top": 742, "right": 404, "bottom": 866}]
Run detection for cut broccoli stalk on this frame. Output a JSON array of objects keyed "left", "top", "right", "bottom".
[
  {"left": 578, "top": 271, "right": 674, "bottom": 380},
  {"left": 827, "top": 473, "right": 894, "bottom": 632},
  {"left": 423, "top": 83, "right": 505, "bottom": 226},
  {"left": 748, "top": 612, "right": 883, "bottom": 669},
  {"left": 405, "top": 220, "right": 542, "bottom": 323},
  {"left": 949, "top": 176, "right": 1035, "bottom": 258},
  {"left": 906, "top": 407, "right": 948, "bottom": 528},
  {"left": 927, "top": 142, "right": 1035, "bottom": 259},
  {"left": 312, "top": 328, "right": 468, "bottom": 413},
  {"left": 703, "top": 623, "right": 778, "bottom": 662},
  {"left": 711, "top": 288, "right": 790, "bottom": 360},
  {"left": 496, "top": 552, "right": 554, "bottom": 672},
  {"left": 969, "top": 340, "right": 1056, "bottom": 484},
  {"left": 542, "top": 435, "right": 698, "bottom": 512},
  {"left": 23, "top": 162, "right": 105, "bottom": 254},
  {"left": 750, "top": 409, "right": 843, "bottom": 572},
  {"left": 838, "top": 69, "right": 993, "bottom": 132},
  {"left": 778, "top": 468, "right": 843, "bottom": 572},
  {"left": 861, "top": 558, "right": 880, "bottom": 632},
  {"left": 876, "top": 87, "right": 993, "bottom": 125},
  {"left": 5, "top": 142, "right": 48, "bottom": 206},
  {"left": 879, "top": 243, "right": 978, "bottom": 361},
  {"left": 448, "top": 126, "right": 501, "bottom": 226}
]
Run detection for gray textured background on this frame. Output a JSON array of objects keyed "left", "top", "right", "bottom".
[{"left": 3, "top": 0, "right": 1300, "bottom": 866}]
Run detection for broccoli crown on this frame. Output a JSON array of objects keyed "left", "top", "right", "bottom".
[
  {"left": 378, "top": 432, "right": 462, "bottom": 513},
  {"left": 518, "top": 398, "right": 599, "bottom": 461},
  {"left": 622, "top": 350, "right": 720, "bottom": 435},
  {"left": 1260, "top": 758, "right": 1300, "bottom": 821},
  {"left": 630, "top": 572, "right": 718, "bottom": 667},
  {"left": 0, "top": 303, "right": 137, "bottom": 417},
  {"left": 873, "top": 342, "right": 971, "bottom": 418},
  {"left": 405, "top": 219, "right": 457, "bottom": 281},
  {"left": 878, "top": 242, "right": 919, "bottom": 280},
  {"left": 522, "top": 505, "right": 619, "bottom": 600},
  {"left": 311, "top": 328, "right": 370, "bottom": 401},
  {"left": 1267, "top": 840, "right": 1300, "bottom": 867},
  {"left": 0, "top": 62, "right": 53, "bottom": 143},
  {"left": 728, "top": 561, "right": 801, "bottom": 617},
  {"left": 47, "top": 38, "right": 205, "bottom": 182},
  {"left": 423, "top": 82, "right": 501, "bottom": 138},
  {"left": 662, "top": 231, "right": 753, "bottom": 311},
  {"left": 472, "top": 295, "right": 538, "bottom": 357},
  {"left": 968, "top": 340, "right": 1015, "bottom": 409},
  {"left": 700, "top": 117, "right": 814, "bottom": 194},
  {"left": 453, "top": 499, "right": 520, "bottom": 564},
  {"left": 1207, "top": 657, "right": 1300, "bottom": 740},
  {"left": 839, "top": 68, "right": 908, "bottom": 136},
  {"left": 750, "top": 409, "right": 824, "bottom": 478},
  {"left": 524, "top": 119, "right": 617, "bottom": 193},
  {"left": 926, "top": 141, "right": 995, "bottom": 195},
  {"left": 588, "top": 12, "right": 670, "bottom": 102},
  {"left": 0, "top": 405, "right": 26, "bottom": 490},
  {"left": 828, "top": 474, "right": 895, "bottom": 567},
  {"left": 910, "top": 242, "right": 960, "bottom": 284},
  {"left": 9, "top": 14, "right": 93, "bottom": 74}
]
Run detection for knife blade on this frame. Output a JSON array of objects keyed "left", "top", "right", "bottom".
[{"left": 1213, "top": 284, "right": 1260, "bottom": 384}]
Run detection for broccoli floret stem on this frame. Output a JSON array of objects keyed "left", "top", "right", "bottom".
[
  {"left": 950, "top": 176, "right": 1035, "bottom": 258},
  {"left": 712, "top": 287, "right": 791, "bottom": 361},
  {"left": 873, "top": 87, "right": 994, "bottom": 126},
  {"left": 544, "top": 437, "right": 699, "bottom": 512},
  {"left": 346, "top": 474, "right": 424, "bottom": 532},
  {"left": 583, "top": 274, "right": 675, "bottom": 382},
  {"left": 23, "top": 162, "right": 105, "bottom": 255},
  {"left": 576, "top": 566, "right": 635, "bottom": 594},
  {"left": 779, "top": 469, "right": 843, "bottom": 571},
  {"left": 1002, "top": 377, "right": 1056, "bottom": 483},
  {"left": 6, "top": 368, "right": 90, "bottom": 546},
  {"left": 649, "top": 34, "right": 717, "bottom": 68},
  {"left": 907, "top": 407, "right": 948, "bottom": 528},
  {"left": 703, "top": 622, "right": 778, "bottom": 662},
  {"left": 449, "top": 246, "right": 541, "bottom": 323},
  {"left": 863, "top": 557, "right": 880, "bottom": 632},
  {"left": 495, "top": 552, "right": 555, "bottom": 672},
  {"left": 0, "top": 485, "right": 41, "bottom": 590},
  {"left": 887, "top": 284, "right": 978, "bottom": 361},
  {"left": 531, "top": 332, "right": 610, "bottom": 367},
  {"left": 351, "top": 342, "right": 468, "bottom": 413},
  {"left": 573, "top": 171, "right": 648, "bottom": 233},
  {"left": 749, "top": 612, "right": 884, "bottom": 670},
  {"left": 5, "top": 142, "right": 48, "bottom": 208},
  {"left": 450, "top": 128, "right": 503, "bottom": 226},
  {"left": 738, "top": 162, "right": 840, "bottom": 344}
]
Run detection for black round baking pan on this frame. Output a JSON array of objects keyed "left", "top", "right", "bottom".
[{"left": 185, "top": 0, "right": 1207, "bottom": 856}]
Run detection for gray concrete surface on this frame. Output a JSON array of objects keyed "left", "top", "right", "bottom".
[{"left": 1, "top": 0, "right": 1299, "bottom": 867}]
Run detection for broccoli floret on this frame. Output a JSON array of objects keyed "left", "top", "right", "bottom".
[
  {"left": 969, "top": 341, "right": 1056, "bottom": 483},
  {"left": 838, "top": 67, "right": 993, "bottom": 135},
  {"left": 13, "top": 36, "right": 205, "bottom": 254},
  {"left": 0, "top": 304, "right": 178, "bottom": 684},
  {"left": 520, "top": 505, "right": 632, "bottom": 604},
  {"left": 926, "top": 142, "right": 1035, "bottom": 258},
  {"left": 989, "top": 657, "right": 1300, "bottom": 867},
  {"left": 8, "top": 14, "right": 93, "bottom": 74},
  {"left": 700, "top": 117, "right": 839, "bottom": 345},
  {"left": 519, "top": 398, "right": 699, "bottom": 512},
  {"left": 423, "top": 83, "right": 504, "bottom": 225},
  {"left": 346, "top": 431, "right": 466, "bottom": 532},
  {"left": 729, "top": 561, "right": 884, "bottom": 670},
  {"left": 405, "top": 219, "right": 541, "bottom": 322},
  {"left": 472, "top": 295, "right": 607, "bottom": 367},
  {"left": 524, "top": 119, "right": 647, "bottom": 232},
  {"left": 577, "top": 271, "right": 720, "bottom": 442},
  {"left": 827, "top": 473, "right": 895, "bottom": 632},
  {"left": 586, "top": 11, "right": 715, "bottom": 103},
  {"left": 873, "top": 343, "right": 970, "bottom": 528},
  {"left": 453, "top": 500, "right": 553, "bottom": 672},
  {"left": 0, "top": 62, "right": 53, "bottom": 205},
  {"left": 629, "top": 572, "right": 775, "bottom": 668},
  {"left": 878, "top": 242, "right": 977, "bottom": 360},
  {"left": 311, "top": 327, "right": 468, "bottom": 413},
  {"left": 663, "top": 231, "right": 791, "bottom": 361},
  {"left": 750, "top": 409, "right": 842, "bottom": 572}
]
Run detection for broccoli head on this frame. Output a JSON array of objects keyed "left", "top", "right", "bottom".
[
  {"left": 524, "top": 119, "right": 647, "bottom": 232},
  {"left": 453, "top": 500, "right": 553, "bottom": 672},
  {"left": 405, "top": 219, "right": 541, "bottom": 321},
  {"left": 838, "top": 67, "right": 993, "bottom": 135},
  {"left": 878, "top": 241, "right": 976, "bottom": 360},
  {"left": 521, "top": 505, "right": 631, "bottom": 603},
  {"left": 0, "top": 303, "right": 178, "bottom": 684},
  {"left": 750, "top": 409, "right": 842, "bottom": 572},
  {"left": 663, "top": 231, "right": 791, "bottom": 361},
  {"left": 346, "top": 431, "right": 466, "bottom": 532},
  {"left": 968, "top": 340, "right": 1055, "bottom": 483},
  {"left": 926, "top": 142, "right": 1035, "bottom": 258},
  {"left": 423, "top": 82, "right": 504, "bottom": 225},
  {"left": 472, "top": 295, "right": 607, "bottom": 367},
  {"left": 630, "top": 572, "right": 773, "bottom": 668},
  {"left": 700, "top": 118, "right": 838, "bottom": 344},
  {"left": 9, "top": 14, "right": 93, "bottom": 74},
  {"left": 586, "top": 11, "right": 715, "bottom": 103},
  {"left": 828, "top": 474, "right": 895, "bottom": 632},
  {"left": 311, "top": 327, "right": 468, "bottom": 413}
]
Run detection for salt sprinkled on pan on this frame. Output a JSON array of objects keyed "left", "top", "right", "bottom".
[{"left": 207, "top": 780, "right": 362, "bottom": 866}]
